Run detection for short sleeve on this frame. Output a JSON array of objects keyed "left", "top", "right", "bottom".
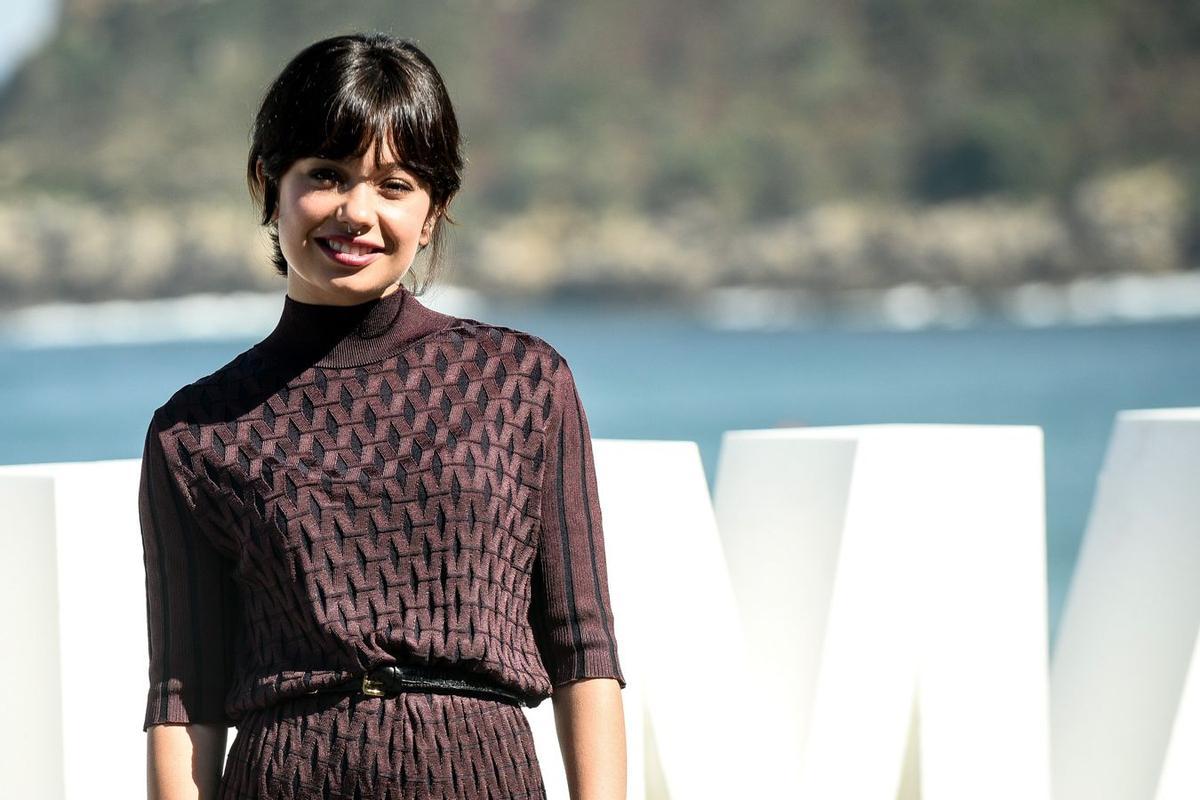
[
  {"left": 139, "top": 412, "right": 239, "bottom": 730},
  {"left": 529, "top": 358, "right": 626, "bottom": 690}
]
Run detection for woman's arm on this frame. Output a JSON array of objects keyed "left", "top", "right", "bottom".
[
  {"left": 532, "top": 355, "right": 629, "bottom": 796},
  {"left": 147, "top": 723, "right": 228, "bottom": 800},
  {"left": 551, "top": 678, "right": 627, "bottom": 800},
  {"left": 139, "top": 413, "right": 239, "bottom": 794}
]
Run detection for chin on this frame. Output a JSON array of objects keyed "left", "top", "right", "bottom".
[{"left": 325, "top": 270, "right": 406, "bottom": 297}]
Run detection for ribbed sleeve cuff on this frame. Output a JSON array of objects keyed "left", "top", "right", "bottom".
[{"left": 143, "top": 681, "right": 231, "bottom": 731}]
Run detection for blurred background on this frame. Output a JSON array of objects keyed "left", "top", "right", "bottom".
[{"left": 0, "top": 0, "right": 1198, "bottom": 649}]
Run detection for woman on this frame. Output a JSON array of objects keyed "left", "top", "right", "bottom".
[{"left": 140, "top": 32, "right": 627, "bottom": 800}]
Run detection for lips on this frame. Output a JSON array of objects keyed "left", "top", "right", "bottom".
[{"left": 315, "top": 236, "right": 384, "bottom": 269}]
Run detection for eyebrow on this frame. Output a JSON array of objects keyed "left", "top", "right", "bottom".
[{"left": 312, "top": 156, "right": 413, "bottom": 175}]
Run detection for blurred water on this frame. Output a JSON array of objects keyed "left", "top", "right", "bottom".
[{"left": 2, "top": 296, "right": 1197, "bottom": 652}]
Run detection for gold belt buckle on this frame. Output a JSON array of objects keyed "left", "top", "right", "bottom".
[{"left": 361, "top": 674, "right": 388, "bottom": 697}]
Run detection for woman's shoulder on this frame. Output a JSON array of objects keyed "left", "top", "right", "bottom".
[
  {"left": 446, "top": 316, "right": 571, "bottom": 372},
  {"left": 435, "top": 317, "right": 587, "bottom": 417},
  {"left": 147, "top": 347, "right": 262, "bottom": 430}
]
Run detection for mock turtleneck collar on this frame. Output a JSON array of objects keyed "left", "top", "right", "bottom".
[{"left": 253, "top": 283, "right": 457, "bottom": 369}]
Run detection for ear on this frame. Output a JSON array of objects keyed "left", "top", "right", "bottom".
[
  {"left": 255, "top": 159, "right": 279, "bottom": 223},
  {"left": 419, "top": 206, "right": 440, "bottom": 247}
]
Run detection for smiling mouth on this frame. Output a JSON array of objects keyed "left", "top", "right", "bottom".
[{"left": 315, "top": 237, "right": 383, "bottom": 268}]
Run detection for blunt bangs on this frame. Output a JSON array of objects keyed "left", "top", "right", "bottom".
[{"left": 310, "top": 65, "right": 459, "bottom": 195}]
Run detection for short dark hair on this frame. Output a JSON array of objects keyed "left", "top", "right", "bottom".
[{"left": 246, "top": 33, "right": 464, "bottom": 293}]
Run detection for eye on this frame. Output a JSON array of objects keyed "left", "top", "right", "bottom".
[
  {"left": 310, "top": 168, "right": 341, "bottom": 185},
  {"left": 383, "top": 179, "right": 412, "bottom": 193}
]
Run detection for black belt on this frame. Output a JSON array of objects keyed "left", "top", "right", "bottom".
[{"left": 318, "top": 664, "right": 529, "bottom": 707}]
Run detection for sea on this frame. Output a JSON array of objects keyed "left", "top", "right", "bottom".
[{"left": 2, "top": 281, "right": 1198, "bottom": 653}]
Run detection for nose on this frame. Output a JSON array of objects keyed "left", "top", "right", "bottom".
[{"left": 334, "top": 180, "right": 375, "bottom": 231}]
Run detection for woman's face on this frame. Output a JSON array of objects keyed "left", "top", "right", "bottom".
[{"left": 265, "top": 137, "right": 437, "bottom": 304}]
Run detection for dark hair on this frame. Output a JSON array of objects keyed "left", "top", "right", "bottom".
[{"left": 246, "top": 33, "right": 464, "bottom": 293}]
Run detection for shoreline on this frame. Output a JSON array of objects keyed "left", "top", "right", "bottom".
[{"left": 1, "top": 270, "right": 1199, "bottom": 350}]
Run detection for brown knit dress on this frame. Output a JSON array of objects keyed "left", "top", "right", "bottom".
[{"left": 137, "top": 285, "right": 626, "bottom": 799}]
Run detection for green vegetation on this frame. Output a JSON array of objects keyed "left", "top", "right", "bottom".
[{"left": 0, "top": 0, "right": 1195, "bottom": 305}]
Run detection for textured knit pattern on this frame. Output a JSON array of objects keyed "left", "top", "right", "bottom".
[
  {"left": 218, "top": 692, "right": 546, "bottom": 799},
  {"left": 139, "top": 285, "right": 626, "bottom": 734}
]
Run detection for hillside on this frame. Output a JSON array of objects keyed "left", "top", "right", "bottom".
[{"left": 0, "top": 0, "right": 1196, "bottom": 306}]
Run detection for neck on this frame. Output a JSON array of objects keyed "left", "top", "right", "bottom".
[{"left": 254, "top": 283, "right": 457, "bottom": 368}]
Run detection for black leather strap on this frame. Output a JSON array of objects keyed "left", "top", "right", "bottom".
[{"left": 321, "top": 664, "right": 530, "bottom": 707}]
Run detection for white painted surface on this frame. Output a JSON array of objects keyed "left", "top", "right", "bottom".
[
  {"left": 1050, "top": 408, "right": 1200, "bottom": 800},
  {"left": 588, "top": 439, "right": 786, "bottom": 798},
  {"left": 714, "top": 425, "right": 1051, "bottom": 800},
  {"left": 0, "top": 459, "right": 148, "bottom": 800},
  {"left": 0, "top": 472, "right": 65, "bottom": 800}
]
